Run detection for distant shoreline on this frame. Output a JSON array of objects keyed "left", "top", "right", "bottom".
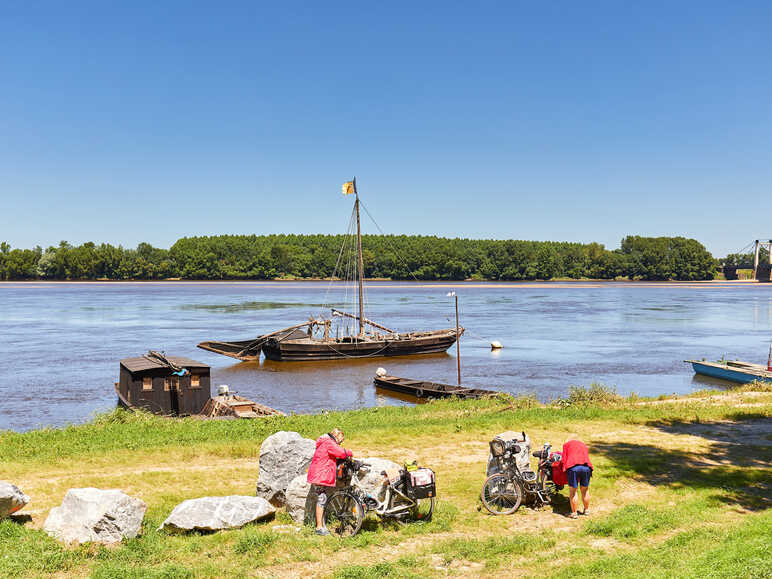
[{"left": 0, "top": 278, "right": 758, "bottom": 287}]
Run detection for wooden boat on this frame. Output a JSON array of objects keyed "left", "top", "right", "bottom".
[
  {"left": 686, "top": 359, "right": 772, "bottom": 384},
  {"left": 373, "top": 374, "right": 498, "bottom": 399},
  {"left": 197, "top": 337, "right": 268, "bottom": 361},
  {"left": 201, "top": 393, "right": 284, "bottom": 418},
  {"left": 199, "top": 178, "right": 463, "bottom": 362}
]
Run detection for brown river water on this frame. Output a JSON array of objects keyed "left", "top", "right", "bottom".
[{"left": 1, "top": 280, "right": 770, "bottom": 432}]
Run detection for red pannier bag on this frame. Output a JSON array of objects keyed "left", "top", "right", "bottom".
[{"left": 551, "top": 457, "right": 567, "bottom": 486}]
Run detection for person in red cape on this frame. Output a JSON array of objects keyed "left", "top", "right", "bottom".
[
  {"left": 561, "top": 439, "right": 593, "bottom": 519},
  {"left": 306, "top": 427, "right": 353, "bottom": 535}
]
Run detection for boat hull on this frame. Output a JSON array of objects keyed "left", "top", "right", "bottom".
[
  {"left": 687, "top": 360, "right": 772, "bottom": 384},
  {"left": 197, "top": 338, "right": 263, "bottom": 361},
  {"left": 374, "top": 375, "right": 496, "bottom": 398},
  {"left": 261, "top": 330, "right": 461, "bottom": 361}
]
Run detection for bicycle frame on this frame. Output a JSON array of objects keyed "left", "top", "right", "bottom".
[
  {"left": 349, "top": 473, "right": 418, "bottom": 518},
  {"left": 493, "top": 449, "right": 555, "bottom": 507}
]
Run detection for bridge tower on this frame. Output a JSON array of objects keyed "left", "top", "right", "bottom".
[{"left": 752, "top": 239, "right": 772, "bottom": 282}]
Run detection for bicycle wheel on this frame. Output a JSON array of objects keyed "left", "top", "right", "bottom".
[
  {"left": 480, "top": 473, "right": 522, "bottom": 515},
  {"left": 408, "top": 496, "right": 435, "bottom": 522},
  {"left": 323, "top": 491, "right": 365, "bottom": 537}
]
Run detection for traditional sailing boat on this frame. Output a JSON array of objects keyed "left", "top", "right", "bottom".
[{"left": 197, "top": 179, "right": 463, "bottom": 362}]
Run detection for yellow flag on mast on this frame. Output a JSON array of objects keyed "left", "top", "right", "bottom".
[{"left": 342, "top": 181, "right": 355, "bottom": 195}]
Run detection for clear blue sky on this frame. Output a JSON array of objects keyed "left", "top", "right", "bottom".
[{"left": 2, "top": 1, "right": 771, "bottom": 257}]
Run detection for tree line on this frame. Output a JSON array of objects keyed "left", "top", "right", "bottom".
[{"left": 0, "top": 235, "right": 719, "bottom": 281}]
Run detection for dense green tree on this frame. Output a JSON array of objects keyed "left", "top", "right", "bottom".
[{"left": 0, "top": 235, "right": 722, "bottom": 281}]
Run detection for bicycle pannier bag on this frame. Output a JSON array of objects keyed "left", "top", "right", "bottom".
[{"left": 406, "top": 467, "right": 436, "bottom": 499}]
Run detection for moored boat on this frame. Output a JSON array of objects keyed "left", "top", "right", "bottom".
[
  {"left": 686, "top": 359, "right": 772, "bottom": 384},
  {"left": 196, "top": 338, "right": 265, "bottom": 361},
  {"left": 373, "top": 373, "right": 499, "bottom": 399},
  {"left": 198, "top": 178, "right": 463, "bottom": 362}
]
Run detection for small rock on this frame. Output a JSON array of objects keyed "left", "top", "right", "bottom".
[
  {"left": 0, "top": 481, "right": 30, "bottom": 518},
  {"left": 271, "top": 524, "right": 300, "bottom": 534},
  {"left": 255, "top": 431, "right": 316, "bottom": 506},
  {"left": 160, "top": 495, "right": 275, "bottom": 533},
  {"left": 44, "top": 488, "right": 146, "bottom": 545}
]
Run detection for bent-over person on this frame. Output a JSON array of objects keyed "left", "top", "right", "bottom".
[
  {"left": 306, "top": 427, "right": 352, "bottom": 535},
  {"left": 561, "top": 439, "right": 593, "bottom": 519}
]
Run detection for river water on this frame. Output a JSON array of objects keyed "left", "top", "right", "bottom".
[{"left": 1, "top": 281, "right": 770, "bottom": 432}]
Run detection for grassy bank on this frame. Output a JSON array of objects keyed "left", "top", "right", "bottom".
[{"left": 1, "top": 388, "right": 770, "bottom": 578}]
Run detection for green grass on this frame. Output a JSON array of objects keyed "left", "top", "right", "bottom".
[
  {"left": 333, "top": 556, "right": 421, "bottom": 579},
  {"left": 554, "top": 510, "right": 772, "bottom": 578},
  {"left": 432, "top": 534, "right": 557, "bottom": 569},
  {"left": 0, "top": 391, "right": 769, "bottom": 578},
  {"left": 2, "top": 393, "right": 766, "bottom": 466},
  {"left": 585, "top": 503, "right": 681, "bottom": 539}
]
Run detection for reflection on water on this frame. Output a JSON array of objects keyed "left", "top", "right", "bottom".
[{"left": 1, "top": 281, "right": 771, "bottom": 432}]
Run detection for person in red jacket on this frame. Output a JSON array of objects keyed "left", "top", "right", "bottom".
[
  {"left": 306, "top": 427, "right": 353, "bottom": 535},
  {"left": 561, "top": 439, "right": 593, "bottom": 519}
]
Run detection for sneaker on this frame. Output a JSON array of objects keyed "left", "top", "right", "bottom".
[
  {"left": 568, "top": 512, "right": 578, "bottom": 519},
  {"left": 315, "top": 528, "right": 330, "bottom": 536},
  {"left": 581, "top": 509, "right": 590, "bottom": 516}
]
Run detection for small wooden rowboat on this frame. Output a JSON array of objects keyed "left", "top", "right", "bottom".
[
  {"left": 201, "top": 393, "right": 284, "bottom": 419},
  {"left": 373, "top": 374, "right": 499, "bottom": 399},
  {"left": 686, "top": 359, "right": 772, "bottom": 384}
]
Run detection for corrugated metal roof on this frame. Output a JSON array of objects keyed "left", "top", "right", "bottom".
[{"left": 120, "top": 356, "right": 209, "bottom": 373}]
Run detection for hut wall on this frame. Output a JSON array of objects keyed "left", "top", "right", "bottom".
[{"left": 125, "top": 368, "right": 210, "bottom": 415}]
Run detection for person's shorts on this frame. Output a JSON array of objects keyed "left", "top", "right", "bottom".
[
  {"left": 312, "top": 485, "right": 330, "bottom": 506},
  {"left": 566, "top": 465, "right": 592, "bottom": 488}
]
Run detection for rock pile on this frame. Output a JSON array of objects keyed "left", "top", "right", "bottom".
[
  {"left": 160, "top": 495, "right": 275, "bottom": 533},
  {"left": 43, "top": 488, "right": 146, "bottom": 545}
]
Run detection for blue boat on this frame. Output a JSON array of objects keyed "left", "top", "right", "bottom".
[{"left": 685, "top": 359, "right": 772, "bottom": 384}]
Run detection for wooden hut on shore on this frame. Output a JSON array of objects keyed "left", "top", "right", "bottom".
[{"left": 116, "top": 352, "right": 210, "bottom": 416}]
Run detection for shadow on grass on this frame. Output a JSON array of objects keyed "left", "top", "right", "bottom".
[
  {"left": 7, "top": 514, "right": 32, "bottom": 525},
  {"left": 593, "top": 417, "right": 771, "bottom": 511}
]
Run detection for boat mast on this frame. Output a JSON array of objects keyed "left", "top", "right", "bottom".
[{"left": 354, "top": 177, "right": 365, "bottom": 337}]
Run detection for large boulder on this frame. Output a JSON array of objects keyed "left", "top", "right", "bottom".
[
  {"left": 43, "top": 488, "right": 146, "bottom": 545},
  {"left": 0, "top": 482, "right": 30, "bottom": 517},
  {"left": 255, "top": 431, "right": 315, "bottom": 506},
  {"left": 285, "top": 475, "right": 316, "bottom": 525},
  {"left": 486, "top": 431, "right": 532, "bottom": 475},
  {"left": 159, "top": 496, "right": 275, "bottom": 533},
  {"left": 284, "top": 457, "right": 401, "bottom": 525}
]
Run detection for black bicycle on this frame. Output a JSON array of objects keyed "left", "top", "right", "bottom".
[
  {"left": 480, "top": 439, "right": 562, "bottom": 515},
  {"left": 323, "top": 458, "right": 435, "bottom": 537}
]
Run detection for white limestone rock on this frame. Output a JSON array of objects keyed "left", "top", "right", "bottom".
[
  {"left": 255, "top": 431, "right": 316, "bottom": 506},
  {"left": 43, "top": 488, "right": 146, "bottom": 544},
  {"left": 285, "top": 474, "right": 317, "bottom": 525},
  {"left": 0, "top": 481, "right": 30, "bottom": 517},
  {"left": 159, "top": 495, "right": 275, "bottom": 533}
]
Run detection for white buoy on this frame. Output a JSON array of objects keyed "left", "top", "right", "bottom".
[
  {"left": 375, "top": 367, "right": 388, "bottom": 377},
  {"left": 490, "top": 341, "right": 503, "bottom": 350}
]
